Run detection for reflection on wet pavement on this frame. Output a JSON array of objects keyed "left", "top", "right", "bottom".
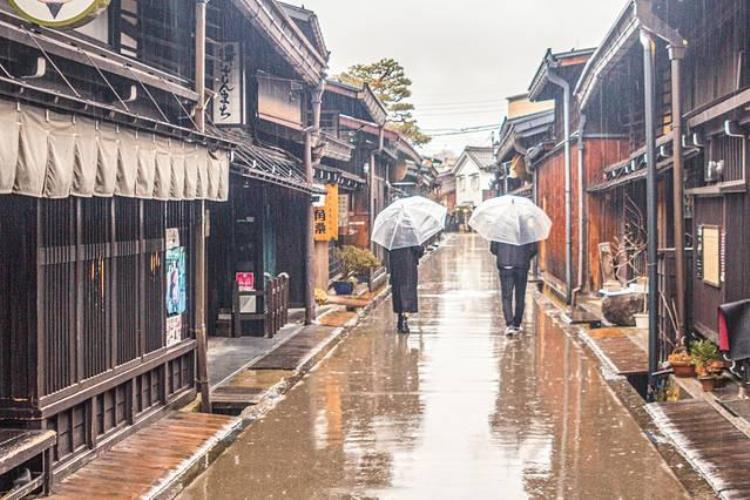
[{"left": 181, "top": 234, "right": 686, "bottom": 499}]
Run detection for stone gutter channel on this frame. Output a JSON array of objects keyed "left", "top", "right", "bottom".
[
  {"left": 149, "top": 242, "right": 446, "bottom": 500},
  {"left": 535, "top": 292, "right": 717, "bottom": 498}
]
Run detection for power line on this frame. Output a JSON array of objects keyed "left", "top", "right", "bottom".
[
  {"left": 415, "top": 99, "right": 508, "bottom": 109},
  {"left": 425, "top": 124, "right": 499, "bottom": 137},
  {"left": 418, "top": 109, "right": 505, "bottom": 118},
  {"left": 423, "top": 123, "right": 499, "bottom": 132}
]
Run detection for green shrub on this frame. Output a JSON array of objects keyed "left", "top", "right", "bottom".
[{"left": 334, "top": 246, "right": 380, "bottom": 277}]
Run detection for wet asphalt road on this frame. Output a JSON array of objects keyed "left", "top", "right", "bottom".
[{"left": 181, "top": 234, "right": 687, "bottom": 499}]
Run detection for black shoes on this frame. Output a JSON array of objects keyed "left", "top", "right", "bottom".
[{"left": 397, "top": 315, "right": 411, "bottom": 334}]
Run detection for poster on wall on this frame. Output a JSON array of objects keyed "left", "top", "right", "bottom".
[
  {"left": 165, "top": 229, "right": 186, "bottom": 346},
  {"left": 213, "top": 42, "right": 243, "bottom": 125}
]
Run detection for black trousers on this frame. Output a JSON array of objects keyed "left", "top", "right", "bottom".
[{"left": 499, "top": 267, "right": 529, "bottom": 327}]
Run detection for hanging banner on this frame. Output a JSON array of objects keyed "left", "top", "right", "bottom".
[
  {"left": 314, "top": 183, "right": 339, "bottom": 242},
  {"left": 9, "top": 0, "right": 110, "bottom": 28},
  {"left": 213, "top": 42, "right": 244, "bottom": 126}
]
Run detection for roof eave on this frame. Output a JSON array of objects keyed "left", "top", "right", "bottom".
[{"left": 231, "top": 0, "right": 328, "bottom": 85}]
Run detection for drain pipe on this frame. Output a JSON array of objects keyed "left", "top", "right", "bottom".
[
  {"left": 670, "top": 46, "right": 687, "bottom": 342},
  {"left": 641, "top": 30, "right": 659, "bottom": 397},
  {"left": 572, "top": 114, "right": 588, "bottom": 306},
  {"left": 546, "top": 65, "right": 573, "bottom": 305},
  {"left": 635, "top": 0, "right": 688, "bottom": 393}
]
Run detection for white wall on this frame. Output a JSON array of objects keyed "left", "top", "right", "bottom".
[{"left": 455, "top": 157, "right": 493, "bottom": 207}]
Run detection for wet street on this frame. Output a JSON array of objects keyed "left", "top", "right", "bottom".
[{"left": 182, "top": 234, "right": 686, "bottom": 499}]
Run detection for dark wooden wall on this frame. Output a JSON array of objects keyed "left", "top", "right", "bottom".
[
  {"left": 0, "top": 195, "right": 198, "bottom": 469},
  {"left": 679, "top": 0, "right": 750, "bottom": 114},
  {"left": 271, "top": 186, "right": 308, "bottom": 308},
  {"left": 0, "top": 197, "right": 37, "bottom": 405},
  {"left": 536, "top": 138, "right": 628, "bottom": 291},
  {"left": 691, "top": 196, "right": 725, "bottom": 339}
]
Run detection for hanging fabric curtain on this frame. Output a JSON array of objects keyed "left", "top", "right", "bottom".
[{"left": 0, "top": 99, "right": 230, "bottom": 202}]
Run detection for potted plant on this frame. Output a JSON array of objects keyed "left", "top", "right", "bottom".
[
  {"left": 691, "top": 339, "right": 722, "bottom": 392},
  {"left": 333, "top": 246, "right": 380, "bottom": 293},
  {"left": 331, "top": 276, "right": 356, "bottom": 296},
  {"left": 668, "top": 347, "right": 695, "bottom": 378}
]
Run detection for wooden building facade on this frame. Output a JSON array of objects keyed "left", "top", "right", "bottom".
[
  {"left": 0, "top": 0, "right": 231, "bottom": 483},
  {"left": 525, "top": 48, "right": 636, "bottom": 298},
  {"left": 202, "top": 0, "right": 328, "bottom": 337},
  {"left": 567, "top": 0, "right": 750, "bottom": 356}
]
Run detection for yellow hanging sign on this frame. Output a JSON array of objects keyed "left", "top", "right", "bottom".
[{"left": 314, "top": 183, "right": 339, "bottom": 242}]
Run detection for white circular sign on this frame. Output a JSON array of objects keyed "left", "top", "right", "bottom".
[{"left": 9, "top": 0, "right": 110, "bottom": 28}]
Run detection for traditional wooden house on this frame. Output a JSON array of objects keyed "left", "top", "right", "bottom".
[
  {"left": 494, "top": 94, "right": 555, "bottom": 199},
  {"left": 203, "top": 0, "right": 329, "bottom": 337},
  {"left": 574, "top": 0, "right": 696, "bottom": 355},
  {"left": 314, "top": 79, "right": 388, "bottom": 286},
  {"left": 663, "top": 0, "right": 750, "bottom": 344},
  {"left": 388, "top": 135, "right": 425, "bottom": 199},
  {"left": 0, "top": 0, "right": 232, "bottom": 486},
  {"left": 526, "top": 48, "right": 606, "bottom": 302}
]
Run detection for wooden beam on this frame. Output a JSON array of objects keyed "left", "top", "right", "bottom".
[
  {"left": 0, "top": 15, "right": 198, "bottom": 101},
  {"left": 687, "top": 87, "right": 750, "bottom": 128}
]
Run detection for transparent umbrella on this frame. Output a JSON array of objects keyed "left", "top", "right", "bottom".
[
  {"left": 371, "top": 196, "right": 447, "bottom": 250},
  {"left": 469, "top": 195, "right": 552, "bottom": 245}
]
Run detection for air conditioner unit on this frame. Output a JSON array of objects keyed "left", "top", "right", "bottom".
[{"left": 705, "top": 160, "right": 724, "bottom": 183}]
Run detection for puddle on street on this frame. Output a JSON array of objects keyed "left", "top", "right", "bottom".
[{"left": 181, "top": 234, "right": 687, "bottom": 499}]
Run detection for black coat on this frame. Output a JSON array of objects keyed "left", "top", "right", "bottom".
[
  {"left": 389, "top": 246, "right": 424, "bottom": 313},
  {"left": 490, "top": 241, "right": 537, "bottom": 270}
]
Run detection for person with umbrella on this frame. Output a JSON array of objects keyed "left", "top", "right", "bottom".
[
  {"left": 490, "top": 240, "right": 537, "bottom": 335},
  {"left": 372, "top": 196, "right": 447, "bottom": 334},
  {"left": 389, "top": 245, "right": 425, "bottom": 333},
  {"left": 469, "top": 196, "right": 551, "bottom": 336}
]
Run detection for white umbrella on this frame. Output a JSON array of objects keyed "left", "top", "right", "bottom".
[
  {"left": 469, "top": 195, "right": 551, "bottom": 245},
  {"left": 372, "top": 196, "right": 447, "bottom": 250}
]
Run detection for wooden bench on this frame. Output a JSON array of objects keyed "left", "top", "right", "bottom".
[{"left": 0, "top": 429, "right": 56, "bottom": 500}]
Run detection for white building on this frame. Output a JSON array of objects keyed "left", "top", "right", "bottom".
[{"left": 453, "top": 146, "right": 496, "bottom": 208}]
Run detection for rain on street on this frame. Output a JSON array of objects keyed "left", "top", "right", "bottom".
[{"left": 181, "top": 234, "right": 686, "bottom": 499}]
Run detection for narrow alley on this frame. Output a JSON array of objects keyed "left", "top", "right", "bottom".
[{"left": 181, "top": 235, "right": 686, "bottom": 499}]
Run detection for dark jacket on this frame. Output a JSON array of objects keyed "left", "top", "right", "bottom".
[
  {"left": 490, "top": 242, "right": 537, "bottom": 270},
  {"left": 389, "top": 246, "right": 424, "bottom": 313},
  {"left": 719, "top": 300, "right": 750, "bottom": 360}
]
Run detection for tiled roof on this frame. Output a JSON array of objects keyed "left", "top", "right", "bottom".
[{"left": 464, "top": 146, "right": 496, "bottom": 169}]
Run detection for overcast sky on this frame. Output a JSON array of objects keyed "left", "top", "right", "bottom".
[{"left": 295, "top": 0, "right": 625, "bottom": 155}]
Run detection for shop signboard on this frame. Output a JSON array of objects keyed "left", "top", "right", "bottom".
[
  {"left": 314, "top": 184, "right": 339, "bottom": 242},
  {"left": 9, "top": 0, "right": 110, "bottom": 28},
  {"left": 213, "top": 42, "right": 244, "bottom": 125}
]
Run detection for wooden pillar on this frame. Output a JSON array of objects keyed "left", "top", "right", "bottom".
[
  {"left": 195, "top": 202, "right": 210, "bottom": 411},
  {"left": 194, "top": 0, "right": 208, "bottom": 132},
  {"left": 669, "top": 45, "right": 687, "bottom": 342}
]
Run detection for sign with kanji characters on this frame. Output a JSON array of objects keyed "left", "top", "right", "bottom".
[
  {"left": 314, "top": 184, "right": 339, "bottom": 241},
  {"left": 213, "top": 42, "right": 243, "bottom": 125}
]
